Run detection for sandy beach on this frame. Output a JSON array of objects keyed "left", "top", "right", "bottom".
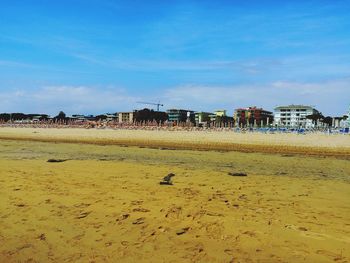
[
  {"left": 3, "top": 0, "right": 350, "bottom": 262},
  {"left": 0, "top": 127, "right": 349, "bottom": 157},
  {"left": 0, "top": 128, "right": 349, "bottom": 262}
]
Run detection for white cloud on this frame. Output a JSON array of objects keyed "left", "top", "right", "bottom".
[
  {"left": 0, "top": 79, "right": 349, "bottom": 116},
  {"left": 0, "top": 86, "right": 141, "bottom": 116}
]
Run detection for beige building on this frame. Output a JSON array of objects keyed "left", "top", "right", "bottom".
[{"left": 118, "top": 112, "right": 134, "bottom": 123}]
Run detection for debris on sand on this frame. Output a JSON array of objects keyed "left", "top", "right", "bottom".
[
  {"left": 47, "top": 159, "right": 67, "bottom": 163},
  {"left": 176, "top": 227, "right": 190, "bottom": 235},
  {"left": 298, "top": 226, "right": 308, "bottom": 231},
  {"left": 228, "top": 172, "right": 247, "bottom": 177},
  {"left": 37, "top": 233, "right": 46, "bottom": 241},
  {"left": 160, "top": 173, "right": 175, "bottom": 185},
  {"left": 116, "top": 213, "right": 130, "bottom": 222}
]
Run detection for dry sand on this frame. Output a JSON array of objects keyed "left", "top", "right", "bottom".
[{"left": 0, "top": 129, "right": 349, "bottom": 262}]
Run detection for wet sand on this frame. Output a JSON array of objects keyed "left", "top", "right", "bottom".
[{"left": 0, "top": 130, "right": 349, "bottom": 262}]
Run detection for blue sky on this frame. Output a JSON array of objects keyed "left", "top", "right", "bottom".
[{"left": 0, "top": 0, "right": 349, "bottom": 116}]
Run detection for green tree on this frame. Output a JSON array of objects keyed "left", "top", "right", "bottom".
[{"left": 55, "top": 111, "right": 66, "bottom": 120}]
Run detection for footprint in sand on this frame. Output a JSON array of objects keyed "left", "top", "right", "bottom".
[
  {"left": 132, "top": 217, "right": 145, "bottom": 225},
  {"left": 15, "top": 203, "right": 26, "bottom": 207},
  {"left": 182, "top": 188, "right": 200, "bottom": 198},
  {"left": 10, "top": 243, "right": 33, "bottom": 255},
  {"left": 284, "top": 224, "right": 345, "bottom": 242},
  {"left": 132, "top": 208, "right": 150, "bottom": 212},
  {"left": 316, "top": 250, "right": 346, "bottom": 261},
  {"left": 120, "top": 241, "right": 129, "bottom": 247},
  {"left": 74, "top": 203, "right": 91, "bottom": 208},
  {"left": 200, "top": 222, "right": 224, "bottom": 239},
  {"left": 72, "top": 233, "right": 85, "bottom": 240},
  {"left": 164, "top": 205, "right": 182, "bottom": 219},
  {"left": 205, "top": 211, "right": 224, "bottom": 217},
  {"left": 75, "top": 211, "right": 91, "bottom": 219},
  {"left": 105, "top": 242, "right": 113, "bottom": 247},
  {"left": 241, "top": 231, "right": 256, "bottom": 238},
  {"left": 130, "top": 200, "right": 143, "bottom": 206}
]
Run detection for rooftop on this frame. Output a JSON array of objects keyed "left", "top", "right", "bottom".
[
  {"left": 235, "top": 107, "right": 272, "bottom": 112},
  {"left": 274, "top": 105, "right": 316, "bottom": 110}
]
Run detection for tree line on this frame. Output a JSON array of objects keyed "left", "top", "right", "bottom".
[
  {"left": 0, "top": 113, "right": 49, "bottom": 121},
  {"left": 1, "top": 110, "right": 348, "bottom": 126},
  {"left": 0, "top": 111, "right": 71, "bottom": 122},
  {"left": 0, "top": 109, "right": 168, "bottom": 123},
  {"left": 306, "top": 113, "right": 348, "bottom": 127}
]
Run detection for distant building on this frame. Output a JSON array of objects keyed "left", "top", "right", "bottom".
[
  {"left": 70, "top": 114, "right": 95, "bottom": 121},
  {"left": 234, "top": 106, "right": 273, "bottom": 127},
  {"left": 209, "top": 113, "right": 217, "bottom": 122},
  {"left": 214, "top": 110, "right": 227, "bottom": 117},
  {"left": 340, "top": 105, "right": 350, "bottom": 128},
  {"left": 195, "top": 112, "right": 212, "bottom": 125},
  {"left": 274, "top": 105, "right": 320, "bottom": 128},
  {"left": 118, "top": 112, "right": 134, "bottom": 123},
  {"left": 167, "top": 109, "right": 195, "bottom": 123},
  {"left": 31, "top": 115, "right": 44, "bottom": 122},
  {"left": 105, "top": 113, "right": 118, "bottom": 122},
  {"left": 206, "top": 110, "right": 233, "bottom": 125}
]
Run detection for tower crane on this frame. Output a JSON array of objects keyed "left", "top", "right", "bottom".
[{"left": 137, "top": 101, "right": 164, "bottom": 111}]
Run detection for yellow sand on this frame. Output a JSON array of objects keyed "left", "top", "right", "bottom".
[{"left": 0, "top": 131, "right": 349, "bottom": 262}]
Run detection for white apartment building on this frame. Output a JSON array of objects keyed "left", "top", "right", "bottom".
[
  {"left": 341, "top": 105, "right": 350, "bottom": 128},
  {"left": 274, "top": 105, "right": 320, "bottom": 128}
]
